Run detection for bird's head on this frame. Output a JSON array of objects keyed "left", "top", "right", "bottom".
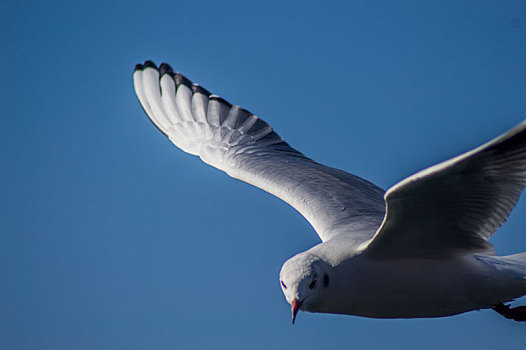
[{"left": 279, "top": 252, "right": 331, "bottom": 324}]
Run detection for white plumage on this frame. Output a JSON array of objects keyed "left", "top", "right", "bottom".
[{"left": 134, "top": 61, "right": 526, "bottom": 322}]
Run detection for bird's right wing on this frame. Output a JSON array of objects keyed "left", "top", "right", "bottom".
[
  {"left": 133, "top": 61, "right": 385, "bottom": 244},
  {"left": 364, "top": 120, "right": 526, "bottom": 259}
]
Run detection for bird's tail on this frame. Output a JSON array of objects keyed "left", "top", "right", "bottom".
[
  {"left": 486, "top": 252, "right": 526, "bottom": 321},
  {"left": 476, "top": 252, "right": 526, "bottom": 280},
  {"left": 499, "top": 252, "right": 526, "bottom": 278}
]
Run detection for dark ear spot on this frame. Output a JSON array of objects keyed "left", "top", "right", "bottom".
[
  {"left": 281, "top": 281, "right": 287, "bottom": 289},
  {"left": 323, "top": 274, "right": 330, "bottom": 287},
  {"left": 309, "top": 279, "right": 316, "bottom": 289}
]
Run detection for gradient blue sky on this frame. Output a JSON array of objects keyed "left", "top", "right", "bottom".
[{"left": 2, "top": 1, "right": 526, "bottom": 349}]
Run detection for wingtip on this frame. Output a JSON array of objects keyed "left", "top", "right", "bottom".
[
  {"left": 210, "top": 94, "right": 232, "bottom": 107},
  {"left": 135, "top": 60, "right": 158, "bottom": 72},
  {"left": 174, "top": 72, "right": 193, "bottom": 89},
  {"left": 143, "top": 60, "right": 157, "bottom": 70},
  {"left": 192, "top": 84, "right": 211, "bottom": 96},
  {"left": 159, "top": 63, "right": 174, "bottom": 76}
]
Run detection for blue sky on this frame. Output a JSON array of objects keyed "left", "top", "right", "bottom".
[{"left": 1, "top": 0, "right": 526, "bottom": 349}]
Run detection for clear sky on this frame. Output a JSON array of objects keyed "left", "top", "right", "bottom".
[{"left": 2, "top": 1, "right": 526, "bottom": 349}]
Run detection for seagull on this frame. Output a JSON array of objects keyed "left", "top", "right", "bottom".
[{"left": 133, "top": 60, "right": 526, "bottom": 323}]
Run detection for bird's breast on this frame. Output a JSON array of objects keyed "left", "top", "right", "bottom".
[{"left": 313, "top": 255, "right": 509, "bottom": 318}]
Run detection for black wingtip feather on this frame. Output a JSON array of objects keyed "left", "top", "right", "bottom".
[
  {"left": 159, "top": 63, "right": 174, "bottom": 76},
  {"left": 143, "top": 60, "right": 157, "bottom": 69},
  {"left": 134, "top": 63, "right": 144, "bottom": 72},
  {"left": 210, "top": 95, "right": 232, "bottom": 107},
  {"left": 175, "top": 73, "right": 193, "bottom": 89},
  {"left": 192, "top": 84, "right": 211, "bottom": 96}
]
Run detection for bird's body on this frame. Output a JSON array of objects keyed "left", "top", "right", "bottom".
[
  {"left": 133, "top": 60, "right": 526, "bottom": 322},
  {"left": 297, "top": 244, "right": 526, "bottom": 318}
]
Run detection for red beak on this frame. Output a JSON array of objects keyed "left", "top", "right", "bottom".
[{"left": 291, "top": 298, "right": 303, "bottom": 324}]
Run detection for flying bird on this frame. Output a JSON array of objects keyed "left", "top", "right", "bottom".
[{"left": 133, "top": 60, "right": 526, "bottom": 323}]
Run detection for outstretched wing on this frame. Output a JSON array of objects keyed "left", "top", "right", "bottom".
[
  {"left": 133, "top": 61, "right": 385, "bottom": 244},
  {"left": 364, "top": 120, "right": 526, "bottom": 258}
]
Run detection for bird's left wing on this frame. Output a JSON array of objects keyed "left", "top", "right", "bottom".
[
  {"left": 363, "top": 120, "right": 526, "bottom": 258},
  {"left": 133, "top": 61, "right": 385, "bottom": 244}
]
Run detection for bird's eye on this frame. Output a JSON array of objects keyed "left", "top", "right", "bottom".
[
  {"left": 281, "top": 281, "right": 287, "bottom": 289},
  {"left": 309, "top": 280, "right": 317, "bottom": 289},
  {"left": 323, "top": 274, "right": 330, "bottom": 287}
]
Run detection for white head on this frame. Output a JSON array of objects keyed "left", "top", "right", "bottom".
[{"left": 279, "top": 252, "right": 331, "bottom": 324}]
